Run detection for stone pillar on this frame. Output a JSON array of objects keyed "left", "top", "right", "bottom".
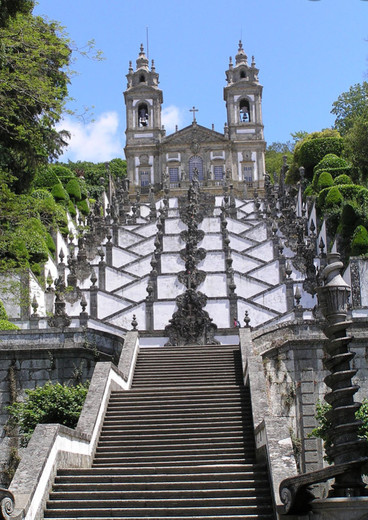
[
  {"left": 317, "top": 253, "right": 366, "bottom": 497},
  {"left": 105, "top": 240, "right": 113, "bottom": 267},
  {"left": 89, "top": 286, "right": 98, "bottom": 319},
  {"left": 98, "top": 260, "right": 106, "bottom": 291},
  {"left": 350, "top": 258, "right": 362, "bottom": 309}
]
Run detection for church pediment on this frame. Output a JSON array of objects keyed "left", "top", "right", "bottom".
[{"left": 162, "top": 124, "right": 227, "bottom": 149}]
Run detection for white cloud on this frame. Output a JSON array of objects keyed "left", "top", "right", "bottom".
[
  {"left": 161, "top": 105, "right": 186, "bottom": 134},
  {"left": 56, "top": 111, "right": 123, "bottom": 162}
]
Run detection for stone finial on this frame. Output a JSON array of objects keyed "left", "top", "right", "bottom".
[
  {"left": 244, "top": 310, "right": 250, "bottom": 328},
  {"left": 80, "top": 294, "right": 87, "bottom": 314},
  {"left": 90, "top": 269, "right": 97, "bottom": 287},
  {"left": 294, "top": 286, "right": 301, "bottom": 307},
  {"left": 131, "top": 315, "right": 138, "bottom": 330},
  {"left": 31, "top": 295, "right": 38, "bottom": 317}
]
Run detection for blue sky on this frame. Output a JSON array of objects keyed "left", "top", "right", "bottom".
[{"left": 34, "top": 0, "right": 368, "bottom": 162}]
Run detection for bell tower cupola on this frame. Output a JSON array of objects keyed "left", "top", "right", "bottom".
[
  {"left": 124, "top": 44, "right": 164, "bottom": 187},
  {"left": 223, "top": 41, "right": 265, "bottom": 184}
]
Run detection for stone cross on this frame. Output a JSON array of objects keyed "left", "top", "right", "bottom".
[{"left": 189, "top": 106, "right": 198, "bottom": 122}]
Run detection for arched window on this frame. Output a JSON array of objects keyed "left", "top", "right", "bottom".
[
  {"left": 240, "top": 70, "right": 246, "bottom": 79},
  {"left": 189, "top": 156, "right": 204, "bottom": 181},
  {"left": 239, "top": 99, "right": 250, "bottom": 123},
  {"left": 138, "top": 102, "right": 149, "bottom": 127},
  {"left": 139, "top": 74, "right": 146, "bottom": 83}
]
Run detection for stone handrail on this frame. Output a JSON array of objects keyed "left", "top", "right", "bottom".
[
  {"left": 3, "top": 330, "right": 140, "bottom": 520},
  {"left": 279, "top": 458, "right": 368, "bottom": 515}
]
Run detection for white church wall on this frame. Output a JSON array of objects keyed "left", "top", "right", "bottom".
[
  {"left": 154, "top": 301, "right": 176, "bottom": 329},
  {"left": 199, "top": 217, "right": 220, "bottom": 233},
  {"left": 250, "top": 261, "right": 280, "bottom": 286},
  {"left": 247, "top": 241, "right": 274, "bottom": 262},
  {"left": 205, "top": 299, "right": 230, "bottom": 328},
  {"left": 157, "top": 276, "right": 185, "bottom": 299},
  {"left": 105, "top": 268, "right": 135, "bottom": 292},
  {"left": 253, "top": 285, "right": 288, "bottom": 314},
  {"left": 242, "top": 223, "right": 268, "bottom": 242},
  {"left": 231, "top": 252, "right": 261, "bottom": 273},
  {"left": 161, "top": 254, "right": 184, "bottom": 274},
  {"left": 198, "top": 273, "right": 227, "bottom": 298},
  {"left": 198, "top": 252, "right": 224, "bottom": 272},
  {"left": 134, "top": 222, "right": 157, "bottom": 238},
  {"left": 129, "top": 236, "right": 155, "bottom": 256},
  {"left": 118, "top": 229, "right": 142, "bottom": 248},
  {"left": 117, "top": 278, "right": 149, "bottom": 302},
  {"left": 163, "top": 236, "right": 183, "bottom": 253},
  {"left": 124, "top": 257, "right": 152, "bottom": 277},
  {"left": 165, "top": 219, "right": 187, "bottom": 234},
  {"left": 198, "top": 234, "right": 222, "bottom": 251},
  {"left": 97, "top": 292, "right": 131, "bottom": 319},
  {"left": 112, "top": 249, "right": 140, "bottom": 268},
  {"left": 234, "top": 274, "right": 269, "bottom": 299}
]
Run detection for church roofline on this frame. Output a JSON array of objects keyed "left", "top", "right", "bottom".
[{"left": 162, "top": 122, "right": 228, "bottom": 143}]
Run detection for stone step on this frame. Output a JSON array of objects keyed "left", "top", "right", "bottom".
[
  {"left": 105, "top": 401, "right": 245, "bottom": 412},
  {"left": 53, "top": 480, "right": 267, "bottom": 491},
  {"left": 44, "top": 504, "right": 273, "bottom": 518},
  {"left": 97, "top": 435, "right": 251, "bottom": 447},
  {"left": 94, "top": 446, "right": 253, "bottom": 457},
  {"left": 49, "top": 487, "right": 270, "bottom": 500},
  {"left": 98, "top": 424, "right": 248, "bottom": 437},
  {"left": 92, "top": 457, "right": 253, "bottom": 467}
]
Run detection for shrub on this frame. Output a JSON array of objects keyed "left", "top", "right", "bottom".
[
  {"left": 45, "top": 233, "right": 56, "bottom": 254},
  {"left": 351, "top": 225, "right": 368, "bottom": 256},
  {"left": 318, "top": 186, "right": 343, "bottom": 210},
  {"left": 31, "top": 189, "right": 54, "bottom": 201},
  {"left": 49, "top": 165, "right": 75, "bottom": 184},
  {"left": 0, "top": 320, "right": 19, "bottom": 331},
  {"left": 8, "top": 381, "right": 89, "bottom": 445},
  {"left": 314, "top": 153, "right": 349, "bottom": 174},
  {"left": 51, "top": 182, "right": 69, "bottom": 202},
  {"left": 333, "top": 174, "right": 353, "bottom": 185},
  {"left": 77, "top": 199, "right": 90, "bottom": 216},
  {"left": 0, "top": 300, "right": 7, "bottom": 320},
  {"left": 298, "top": 138, "right": 344, "bottom": 174},
  {"left": 30, "top": 263, "right": 42, "bottom": 276},
  {"left": 317, "top": 171, "right": 333, "bottom": 190},
  {"left": 67, "top": 200, "right": 77, "bottom": 218},
  {"left": 65, "top": 179, "right": 82, "bottom": 202},
  {"left": 33, "top": 167, "right": 59, "bottom": 189},
  {"left": 339, "top": 203, "right": 360, "bottom": 238}
]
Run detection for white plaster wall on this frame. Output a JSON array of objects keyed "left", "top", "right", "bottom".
[
  {"left": 113, "top": 249, "right": 140, "bottom": 268},
  {"left": 198, "top": 273, "right": 227, "bottom": 297},
  {"left": 65, "top": 299, "right": 81, "bottom": 317},
  {"left": 140, "top": 205, "right": 150, "bottom": 218},
  {"left": 247, "top": 241, "right": 274, "bottom": 262},
  {"left": 232, "top": 252, "right": 262, "bottom": 273},
  {"left": 169, "top": 198, "right": 179, "bottom": 208},
  {"left": 229, "top": 234, "right": 255, "bottom": 252},
  {"left": 105, "top": 268, "right": 135, "bottom": 292},
  {"left": 198, "top": 234, "right": 222, "bottom": 251},
  {"left": 238, "top": 200, "right": 255, "bottom": 213},
  {"left": 237, "top": 299, "right": 277, "bottom": 328},
  {"left": 253, "top": 285, "right": 288, "bottom": 313},
  {"left": 198, "top": 252, "right": 224, "bottom": 272},
  {"left": 359, "top": 261, "right": 368, "bottom": 307},
  {"left": 118, "top": 278, "right": 149, "bottom": 302},
  {"left": 243, "top": 223, "right": 268, "bottom": 242},
  {"left": 134, "top": 222, "right": 157, "bottom": 238},
  {"left": 168, "top": 209, "right": 179, "bottom": 218},
  {"left": 154, "top": 301, "right": 176, "bottom": 329},
  {"left": 226, "top": 220, "right": 250, "bottom": 235},
  {"left": 234, "top": 274, "right": 269, "bottom": 299},
  {"left": 129, "top": 236, "right": 155, "bottom": 256},
  {"left": 161, "top": 254, "right": 184, "bottom": 274},
  {"left": 163, "top": 236, "right": 183, "bottom": 253},
  {"left": 118, "top": 230, "right": 141, "bottom": 248},
  {"left": 29, "top": 273, "right": 46, "bottom": 316},
  {"left": 205, "top": 299, "right": 230, "bottom": 328},
  {"left": 56, "top": 232, "right": 69, "bottom": 262},
  {"left": 97, "top": 292, "right": 130, "bottom": 319},
  {"left": 199, "top": 218, "right": 220, "bottom": 233},
  {"left": 124, "top": 257, "right": 152, "bottom": 277},
  {"left": 165, "top": 219, "right": 187, "bottom": 234},
  {"left": 250, "top": 261, "right": 280, "bottom": 286},
  {"left": 44, "top": 256, "right": 58, "bottom": 285},
  {"left": 0, "top": 274, "right": 21, "bottom": 318},
  {"left": 108, "top": 302, "right": 146, "bottom": 331},
  {"left": 157, "top": 275, "right": 185, "bottom": 299}
]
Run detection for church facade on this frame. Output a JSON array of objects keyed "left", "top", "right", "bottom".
[{"left": 124, "top": 42, "right": 266, "bottom": 189}]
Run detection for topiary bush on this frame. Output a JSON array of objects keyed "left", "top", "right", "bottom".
[
  {"left": 351, "top": 225, "right": 368, "bottom": 256},
  {"left": 49, "top": 165, "right": 75, "bottom": 185},
  {"left": 324, "top": 186, "right": 344, "bottom": 209},
  {"left": 67, "top": 200, "right": 77, "bottom": 218},
  {"left": 8, "top": 381, "right": 89, "bottom": 445},
  {"left": 65, "top": 179, "right": 82, "bottom": 202},
  {"left": 77, "top": 199, "right": 90, "bottom": 216},
  {"left": 314, "top": 153, "right": 350, "bottom": 174},
  {"left": 334, "top": 174, "right": 353, "bottom": 186},
  {"left": 31, "top": 189, "right": 54, "bottom": 201},
  {"left": 51, "top": 182, "right": 69, "bottom": 202},
  {"left": 298, "top": 138, "right": 344, "bottom": 177},
  {"left": 317, "top": 171, "right": 334, "bottom": 190}
]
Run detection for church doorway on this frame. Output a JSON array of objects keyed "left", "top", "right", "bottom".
[{"left": 189, "top": 156, "right": 204, "bottom": 181}]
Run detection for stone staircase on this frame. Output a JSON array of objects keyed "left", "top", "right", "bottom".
[{"left": 43, "top": 345, "right": 275, "bottom": 519}]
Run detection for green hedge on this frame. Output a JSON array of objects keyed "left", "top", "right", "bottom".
[
  {"left": 0, "top": 320, "right": 19, "bottom": 331},
  {"left": 314, "top": 153, "right": 349, "bottom": 173},
  {"left": 66, "top": 179, "right": 82, "bottom": 202},
  {"left": 324, "top": 186, "right": 343, "bottom": 208},
  {"left": 317, "top": 171, "right": 334, "bottom": 190},
  {"left": 351, "top": 225, "right": 368, "bottom": 256},
  {"left": 0, "top": 300, "right": 7, "bottom": 320},
  {"left": 33, "top": 167, "right": 59, "bottom": 189},
  {"left": 51, "top": 182, "right": 69, "bottom": 202},
  {"left": 298, "top": 138, "right": 344, "bottom": 170},
  {"left": 77, "top": 199, "right": 90, "bottom": 216},
  {"left": 333, "top": 174, "right": 353, "bottom": 185}
]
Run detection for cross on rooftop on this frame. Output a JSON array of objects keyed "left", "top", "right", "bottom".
[{"left": 189, "top": 106, "right": 198, "bottom": 122}]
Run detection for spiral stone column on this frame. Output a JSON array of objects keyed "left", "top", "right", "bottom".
[{"left": 317, "top": 252, "right": 366, "bottom": 497}]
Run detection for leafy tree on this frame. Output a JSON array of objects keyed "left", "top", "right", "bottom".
[
  {"left": 0, "top": 11, "right": 71, "bottom": 192},
  {"left": 265, "top": 141, "right": 293, "bottom": 179},
  {"left": 344, "top": 116, "right": 368, "bottom": 182},
  {"left": 0, "top": 0, "right": 34, "bottom": 27},
  {"left": 331, "top": 82, "right": 368, "bottom": 136},
  {"left": 8, "top": 381, "right": 89, "bottom": 445}
]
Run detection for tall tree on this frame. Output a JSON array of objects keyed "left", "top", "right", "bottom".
[
  {"left": 0, "top": 11, "right": 71, "bottom": 191},
  {"left": 0, "top": 0, "right": 34, "bottom": 27},
  {"left": 331, "top": 82, "right": 368, "bottom": 136}
]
